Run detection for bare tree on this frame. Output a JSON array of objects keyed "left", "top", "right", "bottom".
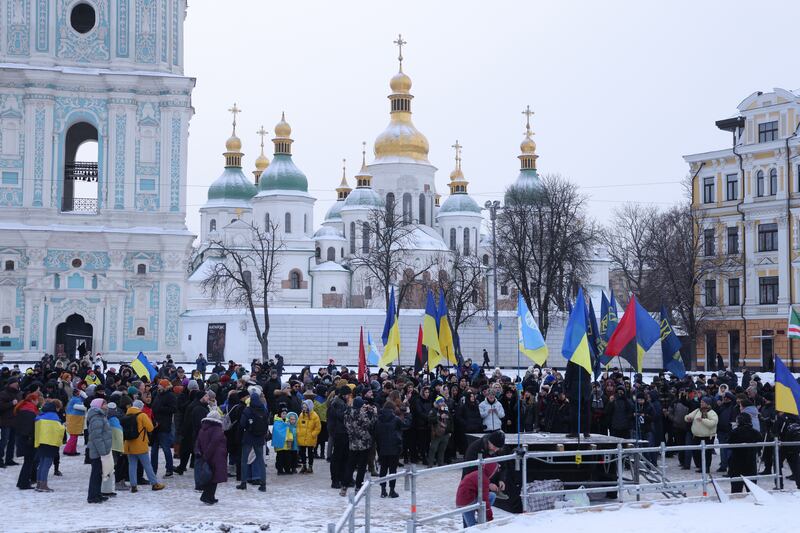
[
  {"left": 434, "top": 251, "right": 487, "bottom": 338},
  {"left": 349, "top": 205, "right": 436, "bottom": 309},
  {"left": 497, "top": 173, "right": 597, "bottom": 337},
  {"left": 200, "top": 221, "right": 283, "bottom": 361}
]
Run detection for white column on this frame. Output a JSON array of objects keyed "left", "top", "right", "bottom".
[
  {"left": 744, "top": 219, "right": 757, "bottom": 306},
  {"left": 778, "top": 215, "right": 790, "bottom": 308}
]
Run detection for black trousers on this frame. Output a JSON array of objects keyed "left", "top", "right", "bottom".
[
  {"left": 378, "top": 454, "right": 399, "bottom": 490},
  {"left": 178, "top": 434, "right": 194, "bottom": 470},
  {"left": 299, "top": 446, "right": 314, "bottom": 467},
  {"left": 88, "top": 457, "right": 103, "bottom": 501},
  {"left": 330, "top": 433, "right": 350, "bottom": 485},
  {"left": 692, "top": 436, "right": 714, "bottom": 472},
  {"left": 415, "top": 427, "right": 430, "bottom": 462},
  {"left": 201, "top": 482, "right": 217, "bottom": 502},
  {"left": 16, "top": 437, "right": 35, "bottom": 489},
  {"left": 347, "top": 449, "right": 369, "bottom": 488}
]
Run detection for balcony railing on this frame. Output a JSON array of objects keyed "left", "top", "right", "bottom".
[
  {"left": 65, "top": 161, "right": 98, "bottom": 182},
  {"left": 62, "top": 197, "right": 98, "bottom": 214}
]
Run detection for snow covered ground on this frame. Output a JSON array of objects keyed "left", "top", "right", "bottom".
[{"left": 485, "top": 491, "right": 800, "bottom": 533}]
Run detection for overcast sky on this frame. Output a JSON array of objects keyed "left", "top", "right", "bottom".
[{"left": 182, "top": 0, "right": 799, "bottom": 237}]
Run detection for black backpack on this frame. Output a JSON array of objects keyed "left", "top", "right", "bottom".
[
  {"left": 248, "top": 408, "right": 268, "bottom": 437},
  {"left": 121, "top": 413, "right": 143, "bottom": 440}
]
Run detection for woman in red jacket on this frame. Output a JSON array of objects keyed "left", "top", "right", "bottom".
[{"left": 456, "top": 462, "right": 501, "bottom": 526}]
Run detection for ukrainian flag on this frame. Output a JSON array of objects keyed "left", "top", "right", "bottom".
[
  {"left": 775, "top": 355, "right": 800, "bottom": 415},
  {"left": 423, "top": 290, "right": 442, "bottom": 368},
  {"left": 131, "top": 352, "right": 157, "bottom": 382},
  {"left": 518, "top": 293, "right": 548, "bottom": 365},
  {"left": 379, "top": 287, "right": 400, "bottom": 367},
  {"left": 34, "top": 412, "right": 66, "bottom": 449},
  {"left": 561, "top": 287, "right": 593, "bottom": 375},
  {"left": 437, "top": 289, "right": 457, "bottom": 365}
]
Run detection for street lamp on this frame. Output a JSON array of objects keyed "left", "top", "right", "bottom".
[{"left": 485, "top": 200, "right": 501, "bottom": 368}]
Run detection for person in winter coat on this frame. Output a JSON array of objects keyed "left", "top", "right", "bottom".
[
  {"left": 427, "top": 396, "right": 453, "bottom": 467},
  {"left": 343, "top": 397, "right": 377, "bottom": 495},
  {"left": 499, "top": 387, "right": 519, "bottom": 435},
  {"left": 124, "top": 400, "right": 164, "bottom": 492},
  {"left": 223, "top": 390, "right": 245, "bottom": 481},
  {"left": 0, "top": 380, "right": 22, "bottom": 467},
  {"left": 105, "top": 403, "right": 125, "bottom": 495},
  {"left": 728, "top": 413, "right": 762, "bottom": 493},
  {"left": 15, "top": 392, "right": 40, "bottom": 490},
  {"left": 455, "top": 390, "right": 484, "bottom": 455},
  {"left": 411, "top": 386, "right": 434, "bottom": 461},
  {"left": 297, "top": 400, "right": 321, "bottom": 474},
  {"left": 195, "top": 409, "right": 227, "bottom": 505},
  {"left": 685, "top": 397, "right": 719, "bottom": 473},
  {"left": 64, "top": 388, "right": 86, "bottom": 455},
  {"left": 605, "top": 386, "right": 635, "bottom": 438},
  {"left": 375, "top": 400, "right": 409, "bottom": 498},
  {"left": 273, "top": 409, "right": 299, "bottom": 475},
  {"left": 328, "top": 386, "right": 351, "bottom": 489},
  {"left": 714, "top": 392, "right": 736, "bottom": 473},
  {"left": 86, "top": 398, "right": 112, "bottom": 503},
  {"left": 237, "top": 392, "right": 269, "bottom": 491},
  {"left": 667, "top": 391, "right": 692, "bottom": 469},
  {"left": 149, "top": 379, "right": 176, "bottom": 477},
  {"left": 33, "top": 399, "right": 65, "bottom": 492},
  {"left": 478, "top": 389, "right": 505, "bottom": 433},
  {"left": 456, "top": 462, "right": 501, "bottom": 526},
  {"left": 312, "top": 386, "right": 329, "bottom": 459},
  {"left": 176, "top": 389, "right": 209, "bottom": 474}
]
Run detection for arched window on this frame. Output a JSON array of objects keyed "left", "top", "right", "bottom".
[
  {"left": 449, "top": 228, "right": 456, "bottom": 251},
  {"left": 91, "top": 275, "right": 98, "bottom": 289},
  {"left": 769, "top": 168, "right": 778, "bottom": 195},
  {"left": 482, "top": 254, "right": 489, "bottom": 266},
  {"left": 350, "top": 221, "right": 356, "bottom": 254},
  {"left": 265, "top": 212, "right": 271, "bottom": 230},
  {"left": 209, "top": 219, "right": 216, "bottom": 232},
  {"left": 463, "top": 228, "right": 471, "bottom": 256},
  {"left": 327, "top": 247, "right": 336, "bottom": 261},
  {"left": 284, "top": 212, "right": 292, "bottom": 233},
  {"left": 290, "top": 270, "right": 301, "bottom": 289},
  {"left": 304, "top": 214, "right": 308, "bottom": 234},
  {"left": 137, "top": 263, "right": 146, "bottom": 275},
  {"left": 362, "top": 223, "right": 370, "bottom": 253},
  {"left": 330, "top": 286, "right": 337, "bottom": 292},
  {"left": 4, "top": 260, "right": 13, "bottom": 271},
  {"left": 136, "top": 327, "right": 146, "bottom": 336},
  {"left": 63, "top": 122, "right": 99, "bottom": 213},
  {"left": 471, "top": 289, "right": 478, "bottom": 304},
  {"left": 1, "top": 325, "right": 10, "bottom": 334},
  {"left": 402, "top": 193, "right": 412, "bottom": 224},
  {"left": 757, "top": 170, "right": 765, "bottom": 197},
  {"left": 341, "top": 247, "right": 344, "bottom": 258},
  {"left": 365, "top": 286, "right": 372, "bottom": 300},
  {"left": 243, "top": 270, "right": 252, "bottom": 290},
  {"left": 419, "top": 193, "right": 426, "bottom": 225},
  {"left": 386, "top": 193, "right": 396, "bottom": 219},
  {"left": 54, "top": 273, "right": 60, "bottom": 289},
  {"left": 315, "top": 247, "right": 321, "bottom": 259},
  {"left": 500, "top": 284, "right": 508, "bottom": 296}
]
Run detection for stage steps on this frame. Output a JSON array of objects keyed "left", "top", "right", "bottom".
[{"left": 624, "top": 454, "right": 686, "bottom": 499}]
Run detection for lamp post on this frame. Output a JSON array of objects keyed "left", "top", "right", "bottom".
[{"left": 485, "top": 200, "right": 501, "bottom": 368}]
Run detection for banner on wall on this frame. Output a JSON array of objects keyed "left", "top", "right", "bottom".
[{"left": 206, "top": 323, "right": 226, "bottom": 362}]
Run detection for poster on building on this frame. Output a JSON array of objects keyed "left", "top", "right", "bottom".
[{"left": 206, "top": 323, "right": 226, "bottom": 362}]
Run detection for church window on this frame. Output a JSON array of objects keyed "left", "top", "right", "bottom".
[
  {"left": 136, "top": 327, "right": 146, "bottom": 336},
  {"left": 290, "top": 270, "right": 301, "bottom": 290},
  {"left": 63, "top": 122, "right": 99, "bottom": 214},
  {"left": 386, "top": 193, "right": 396, "bottom": 223},
  {"left": 500, "top": 284, "right": 508, "bottom": 296},
  {"left": 243, "top": 270, "right": 252, "bottom": 290},
  {"left": 463, "top": 228, "right": 471, "bottom": 256},
  {"left": 365, "top": 286, "right": 372, "bottom": 300},
  {"left": 419, "top": 194, "right": 426, "bottom": 225},
  {"left": 362, "top": 224, "right": 370, "bottom": 253},
  {"left": 350, "top": 222, "right": 356, "bottom": 254},
  {"left": 71, "top": 258, "right": 83, "bottom": 268},
  {"left": 304, "top": 214, "right": 308, "bottom": 234},
  {"left": 3, "top": 261, "right": 13, "bottom": 271},
  {"left": 449, "top": 228, "right": 456, "bottom": 251},
  {"left": 330, "top": 286, "right": 337, "bottom": 292},
  {"left": 284, "top": 213, "right": 292, "bottom": 233},
  {"left": 210, "top": 219, "right": 216, "bottom": 232},
  {"left": 137, "top": 264, "right": 147, "bottom": 275},
  {"left": 482, "top": 254, "right": 489, "bottom": 266},
  {"left": 91, "top": 275, "right": 98, "bottom": 289},
  {"left": 70, "top": 3, "right": 96, "bottom": 34},
  {"left": 265, "top": 213, "right": 271, "bottom": 230},
  {"left": 1, "top": 326, "right": 10, "bottom": 335},
  {"left": 327, "top": 247, "right": 335, "bottom": 261},
  {"left": 471, "top": 289, "right": 478, "bottom": 304},
  {"left": 402, "top": 193, "right": 412, "bottom": 224},
  {"left": 315, "top": 247, "right": 321, "bottom": 259}
]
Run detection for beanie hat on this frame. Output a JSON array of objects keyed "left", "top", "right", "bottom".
[
  {"left": 338, "top": 385, "right": 352, "bottom": 397},
  {"left": 158, "top": 379, "right": 171, "bottom": 389},
  {"left": 132, "top": 399, "right": 144, "bottom": 409},
  {"left": 188, "top": 379, "right": 199, "bottom": 391},
  {"left": 107, "top": 402, "right": 117, "bottom": 411},
  {"left": 303, "top": 399, "right": 313, "bottom": 412},
  {"left": 434, "top": 396, "right": 446, "bottom": 406},
  {"left": 737, "top": 413, "right": 752, "bottom": 427},
  {"left": 204, "top": 409, "right": 223, "bottom": 423},
  {"left": 205, "top": 390, "right": 216, "bottom": 401},
  {"left": 127, "top": 386, "right": 139, "bottom": 397},
  {"left": 90, "top": 398, "right": 105, "bottom": 409},
  {"left": 488, "top": 430, "right": 505, "bottom": 449},
  {"left": 353, "top": 397, "right": 364, "bottom": 410}
]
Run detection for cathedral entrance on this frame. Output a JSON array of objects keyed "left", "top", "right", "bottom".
[{"left": 55, "top": 313, "right": 93, "bottom": 359}]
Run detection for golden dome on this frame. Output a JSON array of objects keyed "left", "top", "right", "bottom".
[
  {"left": 225, "top": 134, "right": 242, "bottom": 152},
  {"left": 374, "top": 121, "right": 429, "bottom": 162},
  {"left": 520, "top": 134, "right": 536, "bottom": 154},
  {"left": 390, "top": 71, "right": 412, "bottom": 94},
  {"left": 274, "top": 112, "right": 291, "bottom": 138},
  {"left": 255, "top": 152, "right": 270, "bottom": 171}
]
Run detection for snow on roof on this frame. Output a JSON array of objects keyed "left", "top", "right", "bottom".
[{"left": 309, "top": 261, "right": 348, "bottom": 273}]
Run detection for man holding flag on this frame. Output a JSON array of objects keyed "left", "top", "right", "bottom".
[{"left": 561, "top": 288, "right": 593, "bottom": 438}]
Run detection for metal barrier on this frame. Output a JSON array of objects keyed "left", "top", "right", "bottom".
[{"left": 327, "top": 440, "right": 800, "bottom": 532}]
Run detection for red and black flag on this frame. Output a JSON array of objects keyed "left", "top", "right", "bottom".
[
  {"left": 414, "top": 324, "right": 428, "bottom": 373},
  {"left": 604, "top": 295, "right": 660, "bottom": 372}
]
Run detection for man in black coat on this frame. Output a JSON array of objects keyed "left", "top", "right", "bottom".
[
  {"left": 728, "top": 413, "right": 762, "bottom": 493},
  {"left": 0, "top": 380, "right": 21, "bottom": 467},
  {"left": 375, "top": 402, "right": 409, "bottom": 497},
  {"left": 150, "top": 379, "right": 177, "bottom": 476},
  {"left": 328, "top": 386, "right": 351, "bottom": 489},
  {"left": 175, "top": 389, "right": 208, "bottom": 474},
  {"left": 605, "top": 386, "right": 634, "bottom": 439},
  {"left": 564, "top": 361, "right": 591, "bottom": 438},
  {"left": 461, "top": 430, "right": 505, "bottom": 478}
]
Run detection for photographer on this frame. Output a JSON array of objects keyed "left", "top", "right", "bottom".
[{"left": 604, "top": 386, "right": 634, "bottom": 439}]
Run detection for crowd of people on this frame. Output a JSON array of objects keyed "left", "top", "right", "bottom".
[{"left": 1, "top": 350, "right": 800, "bottom": 522}]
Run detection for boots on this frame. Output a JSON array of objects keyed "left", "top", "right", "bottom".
[
  {"left": 236, "top": 482, "right": 247, "bottom": 490},
  {"left": 53, "top": 469, "right": 62, "bottom": 477},
  {"left": 389, "top": 488, "right": 400, "bottom": 498},
  {"left": 300, "top": 466, "right": 308, "bottom": 474},
  {"left": 307, "top": 466, "right": 313, "bottom": 474},
  {"left": 381, "top": 486, "right": 388, "bottom": 498}
]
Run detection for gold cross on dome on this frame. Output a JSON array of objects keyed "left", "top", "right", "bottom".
[
  {"left": 342, "top": 158, "right": 346, "bottom": 177},
  {"left": 394, "top": 34, "right": 407, "bottom": 68},
  {"left": 256, "top": 125, "right": 268, "bottom": 150},
  {"left": 228, "top": 103, "right": 242, "bottom": 134},
  {"left": 522, "top": 105, "right": 534, "bottom": 136},
  {"left": 361, "top": 141, "right": 367, "bottom": 166},
  {"left": 451, "top": 139, "right": 462, "bottom": 168}
]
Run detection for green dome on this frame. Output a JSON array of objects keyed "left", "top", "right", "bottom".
[
  {"left": 342, "top": 187, "right": 384, "bottom": 210},
  {"left": 207, "top": 167, "right": 257, "bottom": 201},
  {"left": 325, "top": 200, "right": 344, "bottom": 221},
  {"left": 505, "top": 169, "right": 541, "bottom": 202},
  {"left": 439, "top": 193, "right": 481, "bottom": 214},
  {"left": 259, "top": 153, "right": 308, "bottom": 192}
]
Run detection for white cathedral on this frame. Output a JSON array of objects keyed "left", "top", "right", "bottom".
[{"left": 0, "top": 1, "right": 609, "bottom": 366}]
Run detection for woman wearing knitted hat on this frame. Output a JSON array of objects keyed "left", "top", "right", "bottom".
[
  {"left": 297, "top": 400, "right": 321, "bottom": 474},
  {"left": 684, "top": 396, "right": 718, "bottom": 473},
  {"left": 86, "top": 397, "right": 111, "bottom": 503},
  {"left": 195, "top": 409, "right": 227, "bottom": 505}
]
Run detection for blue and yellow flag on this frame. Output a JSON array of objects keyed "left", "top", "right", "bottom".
[
  {"left": 423, "top": 290, "right": 442, "bottom": 368},
  {"left": 561, "top": 288, "right": 593, "bottom": 375},
  {"left": 34, "top": 411, "right": 66, "bottom": 449},
  {"left": 437, "top": 289, "right": 457, "bottom": 365},
  {"left": 518, "top": 293, "right": 548, "bottom": 365},
  {"left": 775, "top": 355, "right": 800, "bottom": 415},
  {"left": 131, "top": 352, "right": 157, "bottom": 382},
  {"left": 379, "top": 287, "right": 400, "bottom": 367},
  {"left": 659, "top": 306, "right": 686, "bottom": 378}
]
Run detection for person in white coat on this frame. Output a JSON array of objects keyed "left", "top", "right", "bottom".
[{"left": 479, "top": 389, "right": 505, "bottom": 432}]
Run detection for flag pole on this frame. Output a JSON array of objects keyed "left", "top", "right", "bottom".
[{"left": 517, "top": 342, "right": 521, "bottom": 449}]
